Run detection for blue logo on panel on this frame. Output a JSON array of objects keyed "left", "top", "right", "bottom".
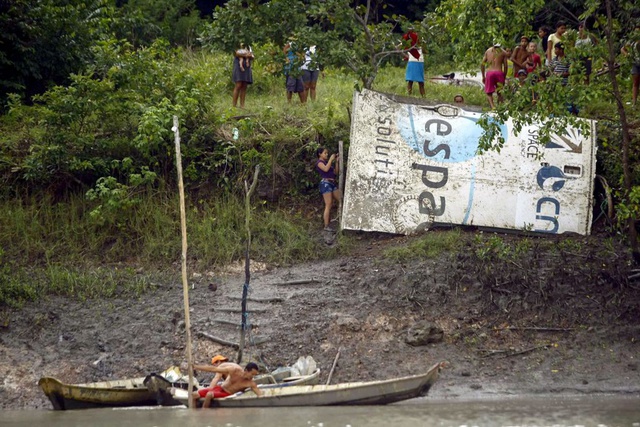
[
  {"left": 397, "top": 107, "right": 508, "bottom": 163},
  {"left": 536, "top": 166, "right": 566, "bottom": 191}
]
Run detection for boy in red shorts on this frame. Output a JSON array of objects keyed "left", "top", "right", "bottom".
[{"left": 481, "top": 42, "right": 508, "bottom": 109}]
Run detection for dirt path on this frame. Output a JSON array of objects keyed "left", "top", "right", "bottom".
[{"left": 1, "top": 232, "right": 639, "bottom": 410}]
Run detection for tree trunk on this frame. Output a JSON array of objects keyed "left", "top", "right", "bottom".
[{"left": 604, "top": 0, "right": 639, "bottom": 261}]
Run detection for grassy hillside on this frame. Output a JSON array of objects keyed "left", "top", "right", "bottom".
[{"left": 0, "top": 46, "right": 636, "bottom": 308}]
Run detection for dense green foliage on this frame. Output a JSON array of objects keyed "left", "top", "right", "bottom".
[{"left": 0, "top": 0, "right": 112, "bottom": 106}]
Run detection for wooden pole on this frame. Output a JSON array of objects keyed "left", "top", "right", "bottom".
[
  {"left": 338, "top": 140, "right": 344, "bottom": 231},
  {"left": 326, "top": 347, "right": 341, "bottom": 385},
  {"left": 173, "top": 116, "right": 195, "bottom": 409},
  {"left": 237, "top": 165, "right": 260, "bottom": 363}
]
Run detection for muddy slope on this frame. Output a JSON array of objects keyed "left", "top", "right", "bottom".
[{"left": 1, "top": 231, "right": 639, "bottom": 410}]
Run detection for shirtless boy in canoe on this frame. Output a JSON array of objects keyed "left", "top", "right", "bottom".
[{"left": 192, "top": 361, "right": 262, "bottom": 407}]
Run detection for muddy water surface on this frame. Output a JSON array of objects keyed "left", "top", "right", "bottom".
[{"left": 2, "top": 395, "right": 640, "bottom": 427}]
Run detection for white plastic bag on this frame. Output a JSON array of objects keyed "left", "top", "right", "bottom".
[{"left": 291, "top": 355, "right": 317, "bottom": 376}]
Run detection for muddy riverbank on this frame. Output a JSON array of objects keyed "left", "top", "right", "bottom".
[{"left": 1, "top": 229, "right": 639, "bottom": 410}]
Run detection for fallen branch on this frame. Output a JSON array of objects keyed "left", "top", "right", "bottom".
[
  {"left": 502, "top": 327, "right": 573, "bottom": 332},
  {"left": 507, "top": 260, "right": 524, "bottom": 269},
  {"left": 257, "top": 121, "right": 271, "bottom": 137},
  {"left": 508, "top": 344, "right": 552, "bottom": 357},
  {"left": 228, "top": 296, "right": 284, "bottom": 303},
  {"left": 198, "top": 332, "right": 239, "bottom": 349},
  {"left": 479, "top": 344, "right": 552, "bottom": 358},
  {"left": 477, "top": 348, "right": 507, "bottom": 356},
  {"left": 216, "top": 307, "right": 269, "bottom": 313},
  {"left": 211, "top": 318, "right": 260, "bottom": 328},
  {"left": 267, "top": 279, "right": 319, "bottom": 286}
]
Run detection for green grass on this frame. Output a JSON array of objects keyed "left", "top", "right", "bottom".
[
  {"left": 41, "top": 265, "right": 154, "bottom": 300},
  {"left": 0, "top": 192, "right": 327, "bottom": 267},
  {"left": 0, "top": 191, "right": 340, "bottom": 307},
  {"left": 0, "top": 263, "right": 157, "bottom": 308},
  {"left": 383, "top": 228, "right": 463, "bottom": 261}
]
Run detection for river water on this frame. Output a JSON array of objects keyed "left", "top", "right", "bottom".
[{"left": 2, "top": 396, "right": 639, "bottom": 427}]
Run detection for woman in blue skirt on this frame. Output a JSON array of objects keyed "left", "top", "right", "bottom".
[{"left": 402, "top": 29, "right": 425, "bottom": 97}]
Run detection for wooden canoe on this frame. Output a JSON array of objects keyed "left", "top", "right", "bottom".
[
  {"left": 170, "top": 362, "right": 444, "bottom": 408},
  {"left": 38, "top": 376, "right": 157, "bottom": 410},
  {"left": 39, "top": 366, "right": 190, "bottom": 410}
]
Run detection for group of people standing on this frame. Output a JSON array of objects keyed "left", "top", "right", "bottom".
[
  {"left": 284, "top": 42, "right": 321, "bottom": 104},
  {"left": 481, "top": 21, "right": 599, "bottom": 109},
  {"left": 481, "top": 20, "right": 640, "bottom": 110},
  {"left": 231, "top": 41, "right": 321, "bottom": 108}
]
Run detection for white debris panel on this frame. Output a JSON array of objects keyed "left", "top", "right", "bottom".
[{"left": 342, "top": 89, "right": 597, "bottom": 236}]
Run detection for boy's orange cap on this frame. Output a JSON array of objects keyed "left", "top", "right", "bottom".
[{"left": 211, "top": 355, "right": 229, "bottom": 364}]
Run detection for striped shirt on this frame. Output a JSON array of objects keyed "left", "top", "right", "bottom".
[{"left": 551, "top": 56, "right": 570, "bottom": 85}]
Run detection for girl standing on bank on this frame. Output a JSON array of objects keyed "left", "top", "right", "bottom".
[
  {"left": 232, "top": 43, "right": 254, "bottom": 108},
  {"left": 316, "top": 147, "right": 341, "bottom": 230}
]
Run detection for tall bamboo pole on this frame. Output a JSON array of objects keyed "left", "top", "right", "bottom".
[
  {"left": 237, "top": 165, "right": 260, "bottom": 363},
  {"left": 173, "top": 116, "right": 195, "bottom": 409},
  {"left": 338, "top": 140, "right": 344, "bottom": 231}
]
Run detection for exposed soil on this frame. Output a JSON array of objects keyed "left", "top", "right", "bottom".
[{"left": 1, "top": 228, "right": 639, "bottom": 410}]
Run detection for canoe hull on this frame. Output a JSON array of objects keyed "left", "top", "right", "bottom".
[
  {"left": 38, "top": 377, "right": 157, "bottom": 410},
  {"left": 171, "top": 362, "right": 442, "bottom": 408}
]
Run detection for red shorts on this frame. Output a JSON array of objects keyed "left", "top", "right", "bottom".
[
  {"left": 484, "top": 70, "right": 505, "bottom": 94},
  {"left": 197, "top": 385, "right": 231, "bottom": 398}
]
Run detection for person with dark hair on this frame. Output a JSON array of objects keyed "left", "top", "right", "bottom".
[
  {"left": 481, "top": 42, "right": 508, "bottom": 109},
  {"left": 551, "top": 42, "right": 570, "bottom": 85},
  {"left": 524, "top": 41, "right": 542, "bottom": 74},
  {"left": 550, "top": 42, "right": 578, "bottom": 114},
  {"left": 538, "top": 26, "right": 551, "bottom": 60},
  {"left": 400, "top": 28, "right": 426, "bottom": 97},
  {"left": 547, "top": 21, "right": 567, "bottom": 65},
  {"left": 511, "top": 35, "right": 530, "bottom": 77},
  {"left": 316, "top": 147, "right": 341, "bottom": 231},
  {"left": 192, "top": 361, "right": 262, "bottom": 407}
]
